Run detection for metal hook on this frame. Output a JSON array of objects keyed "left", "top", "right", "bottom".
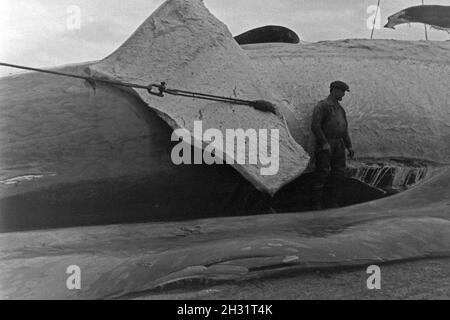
[{"left": 147, "top": 82, "right": 167, "bottom": 97}]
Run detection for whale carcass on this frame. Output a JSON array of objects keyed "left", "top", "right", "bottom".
[{"left": 88, "top": 0, "right": 310, "bottom": 196}]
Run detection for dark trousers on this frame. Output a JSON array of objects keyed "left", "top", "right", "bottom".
[{"left": 312, "top": 138, "right": 347, "bottom": 205}]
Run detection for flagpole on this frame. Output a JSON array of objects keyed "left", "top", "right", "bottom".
[
  {"left": 422, "top": 0, "right": 429, "bottom": 40},
  {"left": 370, "top": 0, "right": 381, "bottom": 40}
]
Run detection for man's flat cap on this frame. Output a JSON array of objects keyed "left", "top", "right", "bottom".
[{"left": 330, "top": 81, "right": 350, "bottom": 92}]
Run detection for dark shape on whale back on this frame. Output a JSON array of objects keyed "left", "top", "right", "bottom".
[{"left": 234, "top": 25, "right": 300, "bottom": 45}]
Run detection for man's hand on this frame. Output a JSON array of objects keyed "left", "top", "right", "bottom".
[
  {"left": 322, "top": 143, "right": 331, "bottom": 154},
  {"left": 251, "top": 100, "right": 280, "bottom": 116},
  {"left": 347, "top": 148, "right": 355, "bottom": 159}
]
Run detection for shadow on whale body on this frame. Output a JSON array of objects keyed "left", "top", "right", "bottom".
[
  {"left": 0, "top": 177, "right": 388, "bottom": 233},
  {"left": 0, "top": 149, "right": 390, "bottom": 233}
]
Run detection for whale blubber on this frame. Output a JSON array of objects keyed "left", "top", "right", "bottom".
[{"left": 88, "top": 0, "right": 309, "bottom": 196}]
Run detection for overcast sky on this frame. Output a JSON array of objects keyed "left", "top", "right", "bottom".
[{"left": 1, "top": 0, "right": 449, "bottom": 76}]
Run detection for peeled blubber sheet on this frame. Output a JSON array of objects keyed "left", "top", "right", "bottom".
[{"left": 88, "top": 0, "right": 309, "bottom": 196}]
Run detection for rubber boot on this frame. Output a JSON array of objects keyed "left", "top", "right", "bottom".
[
  {"left": 311, "top": 187, "right": 324, "bottom": 211},
  {"left": 327, "top": 185, "right": 340, "bottom": 209}
]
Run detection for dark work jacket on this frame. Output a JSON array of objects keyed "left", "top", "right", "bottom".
[{"left": 311, "top": 99, "right": 352, "bottom": 149}]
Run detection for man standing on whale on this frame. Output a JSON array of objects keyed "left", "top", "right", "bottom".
[{"left": 311, "top": 81, "right": 355, "bottom": 210}]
